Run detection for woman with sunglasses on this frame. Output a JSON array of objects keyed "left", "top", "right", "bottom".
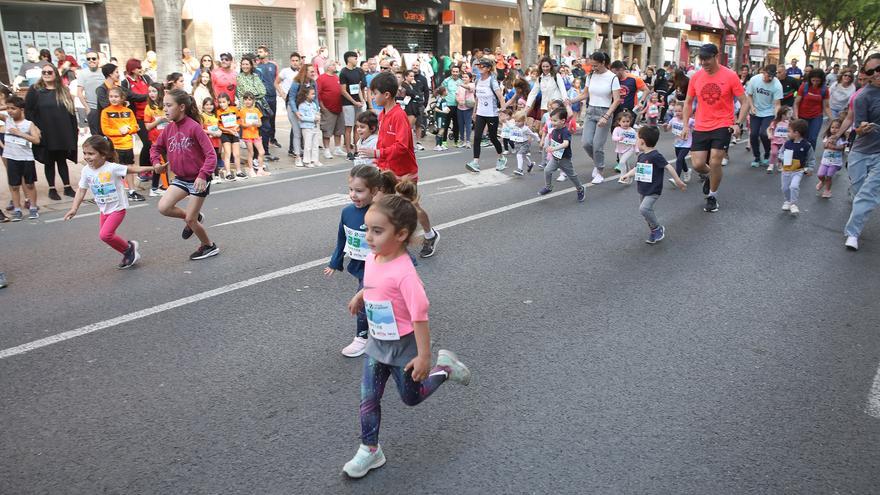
[
  {"left": 25, "top": 64, "right": 78, "bottom": 200},
  {"left": 830, "top": 71, "right": 856, "bottom": 119},
  {"left": 191, "top": 55, "right": 215, "bottom": 86}
]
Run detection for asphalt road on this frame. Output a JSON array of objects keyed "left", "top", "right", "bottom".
[{"left": 1, "top": 129, "right": 879, "bottom": 494}]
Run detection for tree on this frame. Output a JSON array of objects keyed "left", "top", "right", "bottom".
[
  {"left": 632, "top": 0, "right": 675, "bottom": 67},
  {"left": 765, "top": 0, "right": 811, "bottom": 64},
  {"left": 602, "top": 0, "right": 616, "bottom": 58},
  {"left": 517, "top": 0, "right": 547, "bottom": 65},
  {"left": 840, "top": 0, "right": 880, "bottom": 66},
  {"left": 152, "top": 0, "right": 184, "bottom": 80},
  {"left": 715, "top": 0, "right": 761, "bottom": 71}
]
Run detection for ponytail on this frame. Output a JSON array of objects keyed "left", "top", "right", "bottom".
[{"left": 166, "top": 89, "right": 202, "bottom": 124}]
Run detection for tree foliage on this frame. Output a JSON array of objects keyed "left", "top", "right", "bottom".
[
  {"left": 633, "top": 0, "right": 675, "bottom": 67},
  {"left": 715, "top": 0, "right": 761, "bottom": 71}
]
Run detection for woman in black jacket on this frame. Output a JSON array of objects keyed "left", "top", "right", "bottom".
[{"left": 25, "top": 64, "right": 78, "bottom": 200}]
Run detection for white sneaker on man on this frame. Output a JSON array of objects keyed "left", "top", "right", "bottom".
[
  {"left": 323, "top": 149, "right": 333, "bottom": 160},
  {"left": 591, "top": 168, "right": 603, "bottom": 184},
  {"left": 333, "top": 147, "right": 347, "bottom": 156}
]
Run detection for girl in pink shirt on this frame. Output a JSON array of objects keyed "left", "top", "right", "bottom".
[{"left": 342, "top": 193, "right": 471, "bottom": 479}]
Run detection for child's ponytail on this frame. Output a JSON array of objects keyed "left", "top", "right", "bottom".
[
  {"left": 371, "top": 194, "right": 419, "bottom": 244},
  {"left": 166, "top": 89, "right": 202, "bottom": 125}
]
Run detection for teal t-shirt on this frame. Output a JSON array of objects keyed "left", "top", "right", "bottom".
[{"left": 746, "top": 74, "right": 783, "bottom": 118}]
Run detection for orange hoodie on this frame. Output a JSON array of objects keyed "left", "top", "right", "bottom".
[{"left": 101, "top": 104, "right": 139, "bottom": 150}]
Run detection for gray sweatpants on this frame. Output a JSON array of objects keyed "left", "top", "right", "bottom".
[
  {"left": 545, "top": 157, "right": 584, "bottom": 189},
  {"left": 782, "top": 170, "right": 803, "bottom": 204},
  {"left": 639, "top": 194, "right": 660, "bottom": 228},
  {"left": 581, "top": 105, "right": 611, "bottom": 170}
]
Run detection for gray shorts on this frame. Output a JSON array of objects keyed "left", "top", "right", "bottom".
[
  {"left": 320, "top": 107, "right": 345, "bottom": 138},
  {"left": 514, "top": 141, "right": 531, "bottom": 155},
  {"left": 342, "top": 105, "right": 357, "bottom": 127}
]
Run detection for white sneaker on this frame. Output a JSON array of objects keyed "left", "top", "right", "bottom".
[
  {"left": 457, "top": 141, "right": 466, "bottom": 148},
  {"left": 845, "top": 235, "right": 859, "bottom": 251},
  {"left": 433, "top": 145, "right": 443, "bottom": 151},
  {"left": 782, "top": 201, "right": 791, "bottom": 211},
  {"left": 342, "top": 337, "right": 368, "bottom": 357},
  {"left": 722, "top": 158, "right": 729, "bottom": 166},
  {"left": 591, "top": 168, "right": 603, "bottom": 184},
  {"left": 149, "top": 188, "right": 164, "bottom": 197},
  {"left": 789, "top": 203, "right": 800, "bottom": 215},
  {"left": 305, "top": 162, "right": 315, "bottom": 168},
  {"left": 557, "top": 172, "right": 568, "bottom": 182},
  {"left": 343, "top": 444, "right": 386, "bottom": 478},
  {"left": 313, "top": 161, "right": 324, "bottom": 167},
  {"left": 252, "top": 159, "right": 259, "bottom": 168},
  {"left": 333, "top": 147, "right": 347, "bottom": 157},
  {"left": 323, "top": 149, "right": 333, "bottom": 160},
  {"left": 441, "top": 145, "right": 449, "bottom": 151},
  {"left": 682, "top": 170, "right": 692, "bottom": 182},
  {"left": 295, "top": 158, "right": 304, "bottom": 167},
  {"left": 415, "top": 143, "right": 425, "bottom": 151}
]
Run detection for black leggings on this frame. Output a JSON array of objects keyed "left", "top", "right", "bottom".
[
  {"left": 442, "top": 106, "right": 459, "bottom": 143},
  {"left": 674, "top": 146, "right": 690, "bottom": 175},
  {"left": 44, "top": 150, "right": 71, "bottom": 188},
  {"left": 472, "top": 115, "right": 502, "bottom": 159}
]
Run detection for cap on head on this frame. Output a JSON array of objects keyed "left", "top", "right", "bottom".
[
  {"left": 101, "top": 63, "right": 118, "bottom": 78},
  {"left": 765, "top": 64, "right": 777, "bottom": 76},
  {"left": 698, "top": 44, "right": 719, "bottom": 59},
  {"left": 478, "top": 58, "right": 493, "bottom": 68}
]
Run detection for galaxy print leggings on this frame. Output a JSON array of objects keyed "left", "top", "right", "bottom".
[{"left": 360, "top": 355, "right": 449, "bottom": 445}]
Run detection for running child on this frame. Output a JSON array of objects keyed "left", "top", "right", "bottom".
[
  {"left": 779, "top": 119, "right": 815, "bottom": 216},
  {"left": 216, "top": 93, "right": 245, "bottom": 180},
  {"left": 816, "top": 118, "right": 846, "bottom": 199},
  {"left": 500, "top": 107, "right": 514, "bottom": 155},
  {"left": 325, "top": 164, "right": 383, "bottom": 357},
  {"left": 143, "top": 82, "right": 169, "bottom": 196},
  {"left": 645, "top": 93, "right": 661, "bottom": 126},
  {"left": 766, "top": 106, "right": 792, "bottom": 174},
  {"left": 200, "top": 97, "right": 224, "bottom": 183},
  {"left": 363, "top": 71, "right": 439, "bottom": 258},
  {"left": 100, "top": 86, "right": 144, "bottom": 202},
  {"left": 342, "top": 193, "right": 471, "bottom": 479},
  {"left": 3, "top": 95, "right": 41, "bottom": 221},
  {"left": 612, "top": 109, "right": 638, "bottom": 183},
  {"left": 296, "top": 86, "right": 322, "bottom": 168},
  {"left": 239, "top": 92, "right": 269, "bottom": 177},
  {"left": 64, "top": 136, "right": 160, "bottom": 268},
  {"left": 354, "top": 111, "right": 378, "bottom": 167},
  {"left": 619, "top": 125, "right": 687, "bottom": 244},
  {"left": 151, "top": 89, "right": 220, "bottom": 260},
  {"left": 432, "top": 86, "right": 451, "bottom": 152},
  {"left": 538, "top": 107, "right": 586, "bottom": 202},
  {"left": 509, "top": 110, "right": 540, "bottom": 176},
  {"left": 663, "top": 101, "right": 694, "bottom": 182}
]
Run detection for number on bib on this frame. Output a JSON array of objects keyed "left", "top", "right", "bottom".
[
  {"left": 635, "top": 162, "right": 654, "bottom": 183},
  {"left": 365, "top": 300, "right": 400, "bottom": 341}
]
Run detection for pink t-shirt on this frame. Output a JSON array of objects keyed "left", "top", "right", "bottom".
[
  {"left": 363, "top": 252, "right": 428, "bottom": 339},
  {"left": 688, "top": 66, "right": 745, "bottom": 132},
  {"left": 612, "top": 126, "right": 638, "bottom": 155},
  {"left": 211, "top": 68, "right": 238, "bottom": 103}
]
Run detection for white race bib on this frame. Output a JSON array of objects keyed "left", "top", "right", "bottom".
[
  {"left": 365, "top": 299, "right": 400, "bottom": 341},
  {"left": 647, "top": 105, "right": 659, "bottom": 117},
  {"left": 349, "top": 84, "right": 361, "bottom": 95},
  {"left": 6, "top": 134, "right": 28, "bottom": 147},
  {"left": 671, "top": 122, "right": 684, "bottom": 137},
  {"left": 774, "top": 125, "right": 789, "bottom": 139},
  {"left": 621, "top": 129, "right": 638, "bottom": 146},
  {"left": 90, "top": 181, "right": 119, "bottom": 205},
  {"left": 635, "top": 162, "right": 654, "bottom": 183},
  {"left": 549, "top": 139, "right": 564, "bottom": 159},
  {"left": 822, "top": 149, "right": 843, "bottom": 166},
  {"left": 207, "top": 125, "right": 220, "bottom": 133},
  {"left": 501, "top": 125, "right": 511, "bottom": 139},
  {"left": 245, "top": 113, "right": 260, "bottom": 125},
  {"left": 221, "top": 114, "right": 238, "bottom": 128},
  {"left": 783, "top": 148, "right": 794, "bottom": 166},
  {"left": 402, "top": 96, "right": 412, "bottom": 106},
  {"left": 156, "top": 121, "right": 168, "bottom": 130},
  {"left": 342, "top": 225, "right": 371, "bottom": 261}
]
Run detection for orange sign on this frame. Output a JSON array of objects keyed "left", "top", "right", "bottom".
[
  {"left": 442, "top": 9, "right": 455, "bottom": 25},
  {"left": 403, "top": 10, "right": 426, "bottom": 23}
]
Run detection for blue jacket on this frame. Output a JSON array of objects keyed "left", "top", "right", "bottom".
[
  {"left": 298, "top": 101, "right": 319, "bottom": 129},
  {"left": 328, "top": 204, "right": 369, "bottom": 280}
]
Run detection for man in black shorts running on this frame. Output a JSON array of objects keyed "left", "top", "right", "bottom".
[{"left": 680, "top": 44, "right": 749, "bottom": 212}]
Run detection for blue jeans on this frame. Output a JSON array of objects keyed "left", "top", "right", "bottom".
[
  {"left": 457, "top": 108, "right": 473, "bottom": 143},
  {"left": 287, "top": 101, "right": 302, "bottom": 155},
  {"left": 845, "top": 150, "right": 880, "bottom": 237},
  {"left": 803, "top": 116, "right": 824, "bottom": 150}
]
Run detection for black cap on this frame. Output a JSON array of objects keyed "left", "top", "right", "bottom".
[
  {"left": 478, "top": 58, "right": 493, "bottom": 68},
  {"left": 765, "top": 64, "right": 778, "bottom": 76},
  {"left": 698, "top": 44, "right": 719, "bottom": 59}
]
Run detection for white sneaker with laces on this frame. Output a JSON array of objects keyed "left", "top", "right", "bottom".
[
  {"left": 682, "top": 170, "right": 692, "bottom": 182},
  {"left": 722, "top": 158, "right": 729, "bottom": 166},
  {"left": 415, "top": 143, "right": 425, "bottom": 151},
  {"left": 789, "top": 203, "right": 800, "bottom": 215},
  {"left": 782, "top": 201, "right": 791, "bottom": 211},
  {"left": 343, "top": 444, "right": 386, "bottom": 478},
  {"left": 591, "top": 168, "right": 603, "bottom": 184},
  {"left": 333, "top": 147, "right": 347, "bottom": 157},
  {"left": 342, "top": 337, "right": 368, "bottom": 357},
  {"left": 845, "top": 235, "right": 859, "bottom": 251},
  {"left": 323, "top": 149, "right": 333, "bottom": 160},
  {"left": 433, "top": 145, "right": 443, "bottom": 151}
]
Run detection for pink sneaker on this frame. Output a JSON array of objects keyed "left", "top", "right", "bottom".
[
  {"left": 342, "top": 337, "right": 368, "bottom": 357},
  {"left": 822, "top": 189, "right": 832, "bottom": 199}
]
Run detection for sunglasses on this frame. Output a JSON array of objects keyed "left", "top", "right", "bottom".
[
  {"left": 86, "top": 57, "right": 97, "bottom": 61},
  {"left": 41, "top": 70, "right": 54, "bottom": 75},
  {"left": 866, "top": 67, "right": 878, "bottom": 76},
  {"left": 221, "top": 57, "right": 231, "bottom": 62}
]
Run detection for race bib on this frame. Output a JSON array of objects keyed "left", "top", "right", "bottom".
[
  {"left": 648, "top": 105, "right": 659, "bottom": 117},
  {"left": 245, "top": 113, "right": 260, "bottom": 125},
  {"left": 550, "top": 139, "right": 564, "bottom": 159},
  {"left": 621, "top": 129, "right": 638, "bottom": 146},
  {"left": 90, "top": 181, "right": 118, "bottom": 205},
  {"left": 402, "top": 96, "right": 412, "bottom": 106},
  {"left": 343, "top": 225, "right": 370, "bottom": 261},
  {"left": 635, "top": 162, "right": 654, "bottom": 183},
  {"left": 671, "top": 122, "right": 684, "bottom": 137},
  {"left": 509, "top": 127, "right": 523, "bottom": 142},
  {"left": 782, "top": 148, "right": 794, "bottom": 166},
  {"left": 822, "top": 149, "right": 843, "bottom": 166},
  {"left": 774, "top": 125, "right": 789, "bottom": 139},
  {"left": 207, "top": 125, "right": 220, "bottom": 133},
  {"left": 501, "top": 125, "right": 511, "bottom": 139},
  {"left": 221, "top": 114, "right": 238, "bottom": 128},
  {"left": 365, "top": 299, "right": 400, "bottom": 341},
  {"left": 353, "top": 156, "right": 374, "bottom": 167},
  {"left": 156, "top": 121, "right": 168, "bottom": 130},
  {"left": 349, "top": 84, "right": 361, "bottom": 95},
  {"left": 6, "top": 134, "right": 28, "bottom": 147}
]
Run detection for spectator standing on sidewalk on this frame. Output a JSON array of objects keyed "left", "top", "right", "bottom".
[
  {"left": 339, "top": 51, "right": 366, "bottom": 160},
  {"left": 256, "top": 45, "right": 282, "bottom": 153},
  {"left": 317, "top": 60, "right": 346, "bottom": 159},
  {"left": 79, "top": 49, "right": 104, "bottom": 135},
  {"left": 121, "top": 59, "right": 154, "bottom": 170},
  {"left": 25, "top": 64, "right": 78, "bottom": 201},
  {"left": 278, "top": 52, "right": 302, "bottom": 157}
]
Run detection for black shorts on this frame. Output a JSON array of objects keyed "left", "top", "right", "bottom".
[
  {"left": 117, "top": 149, "right": 135, "bottom": 165},
  {"left": 691, "top": 128, "right": 733, "bottom": 152},
  {"left": 6, "top": 159, "right": 36, "bottom": 186},
  {"left": 220, "top": 133, "right": 240, "bottom": 144},
  {"left": 171, "top": 177, "right": 211, "bottom": 198}
]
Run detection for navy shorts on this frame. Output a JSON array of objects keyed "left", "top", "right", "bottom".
[{"left": 171, "top": 177, "right": 211, "bottom": 198}]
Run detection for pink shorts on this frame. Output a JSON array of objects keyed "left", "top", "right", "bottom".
[{"left": 817, "top": 164, "right": 841, "bottom": 178}]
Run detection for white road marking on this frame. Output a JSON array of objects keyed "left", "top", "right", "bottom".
[
  {"left": 214, "top": 194, "right": 351, "bottom": 226},
  {"left": 867, "top": 364, "right": 880, "bottom": 418},
  {"left": 0, "top": 174, "right": 617, "bottom": 360}
]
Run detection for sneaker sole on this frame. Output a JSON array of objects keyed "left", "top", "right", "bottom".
[
  {"left": 190, "top": 248, "right": 220, "bottom": 260},
  {"left": 343, "top": 454, "right": 386, "bottom": 478},
  {"left": 437, "top": 349, "right": 470, "bottom": 385},
  {"left": 341, "top": 347, "right": 367, "bottom": 358},
  {"left": 465, "top": 164, "right": 480, "bottom": 173}
]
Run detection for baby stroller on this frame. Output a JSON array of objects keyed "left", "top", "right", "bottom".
[{"left": 425, "top": 98, "right": 440, "bottom": 136}]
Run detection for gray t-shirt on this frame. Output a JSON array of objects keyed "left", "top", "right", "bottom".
[
  {"left": 852, "top": 85, "right": 880, "bottom": 154},
  {"left": 78, "top": 67, "right": 105, "bottom": 109}
]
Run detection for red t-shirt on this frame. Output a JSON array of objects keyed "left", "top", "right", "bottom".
[
  {"left": 125, "top": 75, "right": 150, "bottom": 121},
  {"left": 317, "top": 73, "right": 343, "bottom": 114},
  {"left": 376, "top": 105, "right": 418, "bottom": 179},
  {"left": 687, "top": 66, "right": 745, "bottom": 132},
  {"left": 211, "top": 68, "right": 238, "bottom": 104},
  {"left": 797, "top": 83, "right": 828, "bottom": 119}
]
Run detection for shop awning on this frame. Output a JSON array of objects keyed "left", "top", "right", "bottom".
[{"left": 555, "top": 27, "right": 595, "bottom": 39}]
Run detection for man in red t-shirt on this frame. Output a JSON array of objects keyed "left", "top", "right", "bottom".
[
  {"left": 211, "top": 53, "right": 238, "bottom": 104},
  {"left": 317, "top": 60, "right": 346, "bottom": 159},
  {"left": 680, "top": 44, "right": 749, "bottom": 213},
  {"left": 360, "top": 71, "right": 439, "bottom": 258}
]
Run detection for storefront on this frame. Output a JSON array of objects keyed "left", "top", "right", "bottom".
[
  {"left": 448, "top": 0, "right": 518, "bottom": 57},
  {"left": 554, "top": 16, "right": 597, "bottom": 59},
  {"left": 0, "top": 1, "right": 93, "bottom": 83},
  {"left": 683, "top": 9, "right": 723, "bottom": 66},
  {"left": 364, "top": 0, "right": 450, "bottom": 57}
]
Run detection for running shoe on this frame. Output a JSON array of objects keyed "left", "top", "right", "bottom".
[
  {"left": 782, "top": 201, "right": 791, "bottom": 211},
  {"left": 845, "top": 235, "right": 859, "bottom": 251},
  {"left": 465, "top": 160, "right": 481, "bottom": 173},
  {"left": 721, "top": 158, "right": 729, "bottom": 166},
  {"left": 750, "top": 160, "right": 760, "bottom": 168},
  {"left": 436, "top": 349, "right": 471, "bottom": 385},
  {"left": 789, "top": 203, "right": 800, "bottom": 215},
  {"left": 264, "top": 154, "right": 279, "bottom": 162},
  {"left": 128, "top": 191, "right": 146, "bottom": 202},
  {"left": 182, "top": 213, "right": 204, "bottom": 240},
  {"left": 0, "top": 211, "right": 8, "bottom": 223},
  {"left": 236, "top": 171, "right": 248, "bottom": 178},
  {"left": 323, "top": 149, "right": 333, "bottom": 160},
  {"left": 28, "top": 207, "right": 39, "bottom": 219},
  {"left": 822, "top": 189, "right": 832, "bottom": 199},
  {"left": 295, "top": 159, "right": 304, "bottom": 167},
  {"left": 419, "top": 231, "right": 439, "bottom": 258},
  {"left": 271, "top": 139, "right": 281, "bottom": 148},
  {"left": 119, "top": 240, "right": 141, "bottom": 269},
  {"left": 190, "top": 243, "right": 220, "bottom": 260},
  {"left": 766, "top": 165, "right": 774, "bottom": 174},
  {"left": 502, "top": 149, "right": 510, "bottom": 155},
  {"left": 538, "top": 186, "right": 553, "bottom": 195},
  {"left": 761, "top": 158, "right": 769, "bottom": 166},
  {"left": 138, "top": 172, "right": 152, "bottom": 182},
  {"left": 333, "top": 147, "right": 347, "bottom": 157},
  {"left": 465, "top": 142, "right": 472, "bottom": 149},
  {"left": 527, "top": 162, "right": 534, "bottom": 173},
  {"left": 343, "top": 444, "right": 386, "bottom": 478},
  {"left": 704, "top": 196, "right": 719, "bottom": 212},
  {"left": 645, "top": 226, "right": 664, "bottom": 244},
  {"left": 11, "top": 210, "right": 22, "bottom": 222},
  {"left": 433, "top": 145, "right": 444, "bottom": 151},
  {"left": 341, "top": 337, "right": 368, "bottom": 357},
  {"left": 513, "top": 169, "right": 524, "bottom": 176},
  {"left": 226, "top": 174, "right": 236, "bottom": 181},
  {"left": 347, "top": 152, "right": 356, "bottom": 161},
  {"left": 5, "top": 200, "right": 13, "bottom": 211},
  {"left": 576, "top": 186, "right": 586, "bottom": 203},
  {"left": 149, "top": 188, "right": 164, "bottom": 197},
  {"left": 495, "top": 156, "right": 507, "bottom": 171},
  {"left": 415, "top": 143, "right": 425, "bottom": 151},
  {"left": 48, "top": 189, "right": 62, "bottom": 201},
  {"left": 590, "top": 169, "right": 603, "bottom": 184},
  {"left": 558, "top": 172, "right": 569, "bottom": 182},
  {"left": 63, "top": 186, "right": 76, "bottom": 197}
]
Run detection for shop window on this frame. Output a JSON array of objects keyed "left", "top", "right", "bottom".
[
  {"left": 143, "top": 18, "right": 191, "bottom": 53},
  {"left": 0, "top": 3, "right": 90, "bottom": 81}
]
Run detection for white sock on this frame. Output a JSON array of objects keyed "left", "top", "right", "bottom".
[{"left": 424, "top": 229, "right": 436, "bottom": 240}]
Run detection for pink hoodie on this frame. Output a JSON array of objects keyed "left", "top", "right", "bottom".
[{"left": 150, "top": 116, "right": 217, "bottom": 181}]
